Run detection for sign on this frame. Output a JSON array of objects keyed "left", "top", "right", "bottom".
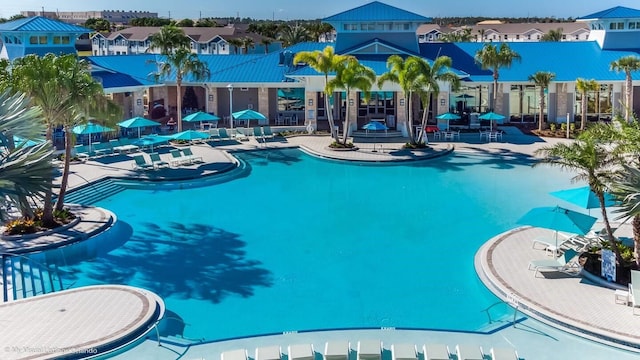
[{"left": 601, "top": 249, "right": 616, "bottom": 282}]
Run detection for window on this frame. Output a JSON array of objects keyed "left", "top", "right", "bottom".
[
  {"left": 516, "top": 35, "right": 520, "bottom": 40},
  {"left": 617, "top": 22, "right": 624, "bottom": 29},
  {"left": 53, "top": 36, "right": 70, "bottom": 44},
  {"left": 4, "top": 36, "right": 11, "bottom": 44}
]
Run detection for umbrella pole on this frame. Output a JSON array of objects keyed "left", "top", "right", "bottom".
[{"left": 138, "top": 127, "right": 141, "bottom": 138}]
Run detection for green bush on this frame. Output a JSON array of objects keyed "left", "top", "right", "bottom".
[
  {"left": 328, "top": 141, "right": 354, "bottom": 148},
  {"left": 549, "top": 123, "right": 557, "bottom": 131}
]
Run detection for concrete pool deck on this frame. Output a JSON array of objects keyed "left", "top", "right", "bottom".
[{"left": 8, "top": 129, "right": 639, "bottom": 359}]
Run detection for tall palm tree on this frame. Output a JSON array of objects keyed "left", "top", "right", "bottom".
[
  {"left": 610, "top": 55, "right": 640, "bottom": 122},
  {"left": 260, "top": 38, "right": 273, "bottom": 54},
  {"left": 540, "top": 28, "right": 564, "bottom": 42},
  {"left": 241, "top": 37, "right": 255, "bottom": 54},
  {"left": 150, "top": 47, "right": 210, "bottom": 133},
  {"left": 414, "top": 56, "right": 461, "bottom": 144},
  {"left": 148, "top": 25, "right": 190, "bottom": 55},
  {"left": 227, "top": 38, "right": 243, "bottom": 54},
  {"left": 293, "top": 46, "right": 354, "bottom": 141},
  {"left": 535, "top": 132, "right": 622, "bottom": 263},
  {"left": 328, "top": 58, "right": 376, "bottom": 145},
  {"left": 0, "top": 90, "right": 54, "bottom": 219},
  {"left": 611, "top": 165, "right": 640, "bottom": 267},
  {"left": 377, "top": 55, "right": 422, "bottom": 144},
  {"left": 278, "top": 24, "right": 309, "bottom": 47},
  {"left": 575, "top": 78, "right": 599, "bottom": 131},
  {"left": 474, "top": 43, "right": 521, "bottom": 111},
  {"left": 528, "top": 71, "right": 556, "bottom": 131}
]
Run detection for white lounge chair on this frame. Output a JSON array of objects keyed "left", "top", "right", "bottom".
[
  {"left": 630, "top": 269, "right": 640, "bottom": 315},
  {"left": 357, "top": 340, "right": 382, "bottom": 360},
  {"left": 221, "top": 349, "right": 248, "bottom": 360},
  {"left": 532, "top": 232, "right": 576, "bottom": 256},
  {"left": 391, "top": 344, "right": 417, "bottom": 360},
  {"left": 489, "top": 347, "right": 519, "bottom": 360},
  {"left": 288, "top": 344, "right": 315, "bottom": 360},
  {"left": 422, "top": 344, "right": 450, "bottom": 360},
  {"left": 256, "top": 346, "right": 281, "bottom": 360},
  {"left": 528, "top": 249, "right": 581, "bottom": 277},
  {"left": 455, "top": 344, "right": 483, "bottom": 360},
  {"left": 324, "top": 341, "right": 349, "bottom": 360}
]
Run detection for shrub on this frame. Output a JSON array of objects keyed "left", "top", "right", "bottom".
[
  {"left": 403, "top": 142, "right": 429, "bottom": 149},
  {"left": 328, "top": 141, "right": 354, "bottom": 149},
  {"left": 549, "top": 123, "right": 557, "bottom": 131},
  {"left": 5, "top": 218, "right": 40, "bottom": 235}
]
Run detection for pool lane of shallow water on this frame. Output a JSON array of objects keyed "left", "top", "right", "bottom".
[{"left": 48, "top": 148, "right": 578, "bottom": 341}]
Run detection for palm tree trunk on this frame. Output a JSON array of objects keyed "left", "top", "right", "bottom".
[
  {"left": 407, "top": 91, "right": 415, "bottom": 144},
  {"left": 324, "top": 75, "right": 337, "bottom": 142},
  {"left": 342, "top": 90, "right": 350, "bottom": 145},
  {"left": 538, "top": 87, "right": 545, "bottom": 132},
  {"left": 418, "top": 94, "right": 432, "bottom": 144},
  {"left": 632, "top": 214, "right": 640, "bottom": 267},
  {"left": 492, "top": 72, "right": 499, "bottom": 111},
  {"left": 626, "top": 71, "right": 632, "bottom": 123},
  {"left": 580, "top": 90, "right": 587, "bottom": 131},
  {"left": 55, "top": 126, "right": 73, "bottom": 212},
  {"left": 599, "top": 192, "right": 622, "bottom": 264},
  {"left": 176, "top": 80, "right": 183, "bottom": 132}
]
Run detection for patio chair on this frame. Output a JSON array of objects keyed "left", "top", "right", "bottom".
[
  {"left": 132, "top": 154, "right": 154, "bottom": 171},
  {"left": 357, "top": 340, "right": 382, "bottom": 360},
  {"left": 630, "top": 269, "right": 640, "bottom": 315},
  {"left": 528, "top": 249, "right": 581, "bottom": 277},
  {"left": 422, "top": 344, "right": 451, "bottom": 360},
  {"left": 263, "top": 126, "right": 275, "bottom": 139},
  {"left": 489, "top": 347, "right": 519, "bottom": 360},
  {"left": 73, "top": 144, "right": 91, "bottom": 160},
  {"left": 218, "top": 128, "right": 232, "bottom": 141},
  {"left": 256, "top": 346, "right": 282, "bottom": 360},
  {"left": 234, "top": 128, "right": 249, "bottom": 141},
  {"left": 221, "top": 349, "right": 248, "bottom": 360},
  {"left": 182, "top": 148, "right": 203, "bottom": 163},
  {"left": 169, "top": 149, "right": 188, "bottom": 167},
  {"left": 324, "top": 341, "right": 350, "bottom": 360},
  {"left": 288, "top": 344, "right": 315, "bottom": 360},
  {"left": 253, "top": 126, "right": 265, "bottom": 141},
  {"left": 455, "top": 344, "right": 483, "bottom": 360},
  {"left": 149, "top": 152, "right": 169, "bottom": 169},
  {"left": 391, "top": 344, "right": 417, "bottom": 360}
]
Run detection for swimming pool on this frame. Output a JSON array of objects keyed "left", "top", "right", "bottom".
[{"left": 43, "top": 148, "right": 576, "bottom": 341}]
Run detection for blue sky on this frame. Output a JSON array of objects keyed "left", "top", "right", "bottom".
[{"left": 4, "top": 0, "right": 639, "bottom": 21}]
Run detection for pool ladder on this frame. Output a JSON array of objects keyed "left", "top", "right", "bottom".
[
  {"left": 0, "top": 253, "right": 65, "bottom": 302},
  {"left": 481, "top": 292, "right": 521, "bottom": 327}
]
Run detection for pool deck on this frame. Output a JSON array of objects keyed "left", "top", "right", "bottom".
[{"left": 9, "top": 129, "right": 640, "bottom": 359}]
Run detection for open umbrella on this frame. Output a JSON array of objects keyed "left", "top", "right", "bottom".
[
  {"left": 362, "top": 121, "right": 388, "bottom": 132},
  {"left": 170, "top": 130, "right": 210, "bottom": 142},
  {"left": 232, "top": 109, "right": 267, "bottom": 128},
  {"left": 436, "top": 112, "right": 461, "bottom": 131},
  {"left": 183, "top": 112, "right": 221, "bottom": 130},
  {"left": 550, "top": 186, "right": 617, "bottom": 214},
  {"left": 132, "top": 134, "right": 171, "bottom": 152},
  {"left": 517, "top": 206, "right": 597, "bottom": 257},
  {"left": 72, "top": 121, "right": 114, "bottom": 152},
  {"left": 478, "top": 112, "right": 505, "bottom": 131},
  {"left": 117, "top": 117, "right": 161, "bottom": 138}
]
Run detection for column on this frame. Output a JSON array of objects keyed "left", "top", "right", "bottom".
[{"left": 305, "top": 91, "right": 317, "bottom": 130}]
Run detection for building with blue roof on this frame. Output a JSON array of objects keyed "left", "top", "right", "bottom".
[
  {"left": 4, "top": 2, "right": 640, "bottom": 137},
  {"left": 0, "top": 16, "right": 89, "bottom": 61}
]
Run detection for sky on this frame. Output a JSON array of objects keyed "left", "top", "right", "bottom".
[{"left": 3, "top": 0, "right": 640, "bottom": 21}]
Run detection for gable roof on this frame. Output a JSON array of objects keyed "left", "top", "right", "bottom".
[
  {"left": 0, "top": 16, "right": 88, "bottom": 33},
  {"left": 324, "top": 1, "right": 430, "bottom": 22},
  {"left": 99, "top": 25, "right": 271, "bottom": 44},
  {"left": 577, "top": 6, "right": 640, "bottom": 21}
]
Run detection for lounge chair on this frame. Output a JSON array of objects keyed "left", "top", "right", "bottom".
[
  {"left": 218, "top": 128, "right": 231, "bottom": 141},
  {"left": 489, "top": 347, "right": 519, "bottom": 360},
  {"left": 113, "top": 138, "right": 140, "bottom": 153},
  {"left": 93, "top": 142, "right": 113, "bottom": 156},
  {"left": 288, "top": 344, "right": 315, "bottom": 360},
  {"left": 132, "top": 154, "right": 154, "bottom": 171},
  {"left": 253, "top": 126, "right": 265, "bottom": 141},
  {"left": 73, "top": 144, "right": 91, "bottom": 160},
  {"left": 455, "top": 344, "right": 483, "bottom": 360},
  {"left": 169, "top": 149, "right": 188, "bottom": 167},
  {"left": 528, "top": 249, "right": 581, "bottom": 277},
  {"left": 630, "top": 269, "right": 640, "bottom": 315},
  {"left": 263, "top": 126, "right": 275, "bottom": 139},
  {"left": 422, "top": 344, "right": 450, "bottom": 360},
  {"left": 234, "top": 128, "right": 249, "bottom": 141},
  {"left": 324, "top": 341, "right": 350, "bottom": 360},
  {"left": 532, "top": 232, "right": 575, "bottom": 256},
  {"left": 221, "top": 349, "right": 248, "bottom": 360},
  {"left": 357, "top": 340, "right": 381, "bottom": 360},
  {"left": 256, "top": 346, "right": 282, "bottom": 360},
  {"left": 182, "top": 148, "right": 203, "bottom": 163},
  {"left": 149, "top": 152, "right": 169, "bottom": 169},
  {"left": 391, "top": 344, "right": 417, "bottom": 360}
]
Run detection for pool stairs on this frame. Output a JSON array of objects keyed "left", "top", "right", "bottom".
[
  {"left": 63, "top": 178, "right": 126, "bottom": 205},
  {"left": 1, "top": 254, "right": 64, "bottom": 302}
]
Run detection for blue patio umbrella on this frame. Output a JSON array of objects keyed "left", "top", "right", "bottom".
[
  {"left": 117, "top": 117, "right": 161, "bottom": 138},
  {"left": 478, "top": 112, "right": 505, "bottom": 131},
  {"left": 13, "top": 135, "right": 44, "bottom": 147},
  {"left": 517, "top": 206, "right": 597, "bottom": 257},
  {"left": 550, "top": 186, "right": 617, "bottom": 213},
  {"left": 132, "top": 134, "right": 171, "bottom": 152},
  {"left": 436, "top": 112, "right": 461, "bottom": 130},
  {"left": 362, "top": 121, "right": 388, "bottom": 132},
  {"left": 232, "top": 109, "right": 267, "bottom": 127},
  {"left": 182, "top": 111, "right": 221, "bottom": 122},
  {"left": 170, "top": 130, "right": 210, "bottom": 142},
  {"left": 72, "top": 121, "right": 115, "bottom": 151}
]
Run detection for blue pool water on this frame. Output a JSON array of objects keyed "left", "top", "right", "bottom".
[{"left": 43, "top": 148, "right": 577, "bottom": 341}]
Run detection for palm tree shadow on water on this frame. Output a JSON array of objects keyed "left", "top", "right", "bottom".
[{"left": 61, "top": 221, "right": 273, "bottom": 304}]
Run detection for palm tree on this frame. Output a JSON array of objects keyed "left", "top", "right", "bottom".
[
  {"left": 575, "top": 78, "right": 599, "bottom": 130},
  {"left": 149, "top": 47, "right": 210, "bottom": 133},
  {"left": 540, "top": 28, "right": 564, "bottom": 42},
  {"left": 534, "top": 132, "right": 622, "bottom": 263},
  {"left": 293, "top": 46, "right": 354, "bottom": 142},
  {"left": 611, "top": 165, "right": 640, "bottom": 267},
  {"left": 377, "top": 55, "right": 422, "bottom": 144},
  {"left": 148, "top": 25, "right": 190, "bottom": 55},
  {"left": 260, "top": 38, "right": 273, "bottom": 54},
  {"left": 227, "top": 38, "right": 243, "bottom": 54},
  {"left": 328, "top": 58, "right": 376, "bottom": 145},
  {"left": 279, "top": 24, "right": 309, "bottom": 47},
  {"left": 414, "top": 56, "right": 461, "bottom": 144},
  {"left": 474, "top": 43, "right": 521, "bottom": 111},
  {"left": 241, "top": 37, "right": 255, "bottom": 54},
  {"left": 528, "top": 71, "right": 556, "bottom": 131},
  {"left": 610, "top": 55, "right": 640, "bottom": 122},
  {"left": 0, "top": 90, "right": 54, "bottom": 219}
]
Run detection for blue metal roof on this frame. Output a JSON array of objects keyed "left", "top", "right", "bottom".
[
  {"left": 324, "top": 1, "right": 430, "bottom": 22},
  {"left": 0, "top": 16, "right": 89, "bottom": 33},
  {"left": 3, "top": 45, "right": 78, "bottom": 61},
  {"left": 92, "top": 70, "right": 148, "bottom": 89},
  {"left": 578, "top": 6, "right": 640, "bottom": 20},
  {"left": 420, "top": 41, "right": 640, "bottom": 82}
]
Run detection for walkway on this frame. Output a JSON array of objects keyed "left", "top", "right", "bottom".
[{"left": 0, "top": 285, "right": 164, "bottom": 360}]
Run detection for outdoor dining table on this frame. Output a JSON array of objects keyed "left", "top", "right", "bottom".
[{"left": 480, "top": 130, "right": 502, "bottom": 142}]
